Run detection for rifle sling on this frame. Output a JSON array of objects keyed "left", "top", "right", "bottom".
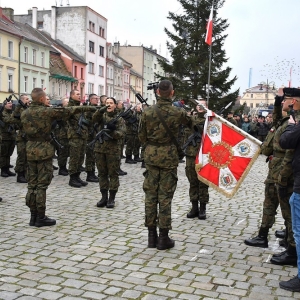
[{"left": 153, "top": 105, "right": 181, "bottom": 152}]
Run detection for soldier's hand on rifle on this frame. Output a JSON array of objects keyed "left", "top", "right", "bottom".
[{"left": 105, "top": 123, "right": 116, "bottom": 131}]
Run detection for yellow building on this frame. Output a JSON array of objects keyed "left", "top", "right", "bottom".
[{"left": 0, "top": 29, "right": 19, "bottom": 102}]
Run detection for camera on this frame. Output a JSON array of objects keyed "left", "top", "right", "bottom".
[{"left": 147, "top": 82, "right": 159, "bottom": 91}]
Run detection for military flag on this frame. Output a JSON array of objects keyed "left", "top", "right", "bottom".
[
  {"left": 195, "top": 110, "right": 262, "bottom": 198},
  {"left": 205, "top": 5, "right": 213, "bottom": 45}
]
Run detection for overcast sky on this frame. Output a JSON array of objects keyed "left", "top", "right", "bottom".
[{"left": 1, "top": 0, "right": 300, "bottom": 95}]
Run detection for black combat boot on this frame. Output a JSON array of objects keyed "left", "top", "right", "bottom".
[
  {"left": 280, "top": 276, "right": 300, "bottom": 292},
  {"left": 117, "top": 168, "right": 127, "bottom": 176},
  {"left": 244, "top": 227, "right": 269, "bottom": 248},
  {"left": 52, "top": 165, "right": 58, "bottom": 170},
  {"left": 0, "top": 197, "right": 2, "bottom": 202},
  {"left": 187, "top": 201, "right": 199, "bottom": 218},
  {"left": 69, "top": 174, "right": 81, "bottom": 188},
  {"left": 141, "top": 160, "right": 146, "bottom": 168},
  {"left": 58, "top": 165, "right": 68, "bottom": 176},
  {"left": 6, "top": 167, "right": 16, "bottom": 176},
  {"left": 125, "top": 155, "right": 137, "bottom": 164},
  {"left": 157, "top": 228, "right": 175, "bottom": 250},
  {"left": 29, "top": 211, "right": 37, "bottom": 226},
  {"left": 148, "top": 226, "right": 158, "bottom": 248},
  {"left": 275, "top": 228, "right": 286, "bottom": 239},
  {"left": 134, "top": 155, "right": 143, "bottom": 162},
  {"left": 270, "top": 244, "right": 297, "bottom": 265},
  {"left": 86, "top": 171, "right": 98, "bottom": 182},
  {"left": 106, "top": 190, "right": 117, "bottom": 208},
  {"left": 34, "top": 214, "right": 56, "bottom": 227},
  {"left": 1, "top": 167, "right": 9, "bottom": 177},
  {"left": 76, "top": 173, "right": 88, "bottom": 186},
  {"left": 198, "top": 203, "right": 207, "bottom": 220},
  {"left": 96, "top": 189, "right": 108, "bottom": 207},
  {"left": 17, "top": 171, "right": 27, "bottom": 183}
]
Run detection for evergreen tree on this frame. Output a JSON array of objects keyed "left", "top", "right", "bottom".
[{"left": 157, "top": 0, "right": 239, "bottom": 112}]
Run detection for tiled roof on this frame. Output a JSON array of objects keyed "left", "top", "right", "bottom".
[{"left": 50, "top": 52, "right": 75, "bottom": 81}]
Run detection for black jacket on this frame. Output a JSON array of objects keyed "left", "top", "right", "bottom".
[{"left": 279, "top": 123, "right": 300, "bottom": 193}]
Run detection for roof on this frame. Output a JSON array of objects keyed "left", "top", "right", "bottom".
[
  {"left": 130, "top": 68, "right": 143, "bottom": 78},
  {"left": 245, "top": 85, "right": 277, "bottom": 93},
  {"left": 49, "top": 52, "right": 77, "bottom": 83}
]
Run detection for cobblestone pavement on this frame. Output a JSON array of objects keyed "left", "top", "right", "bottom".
[{"left": 0, "top": 152, "right": 299, "bottom": 300}]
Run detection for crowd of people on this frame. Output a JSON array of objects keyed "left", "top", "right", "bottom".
[{"left": 1, "top": 83, "right": 300, "bottom": 292}]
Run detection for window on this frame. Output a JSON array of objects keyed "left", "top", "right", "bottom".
[
  {"left": 0, "top": 67, "right": 2, "bottom": 91},
  {"left": 80, "top": 68, "right": 84, "bottom": 79},
  {"left": 98, "top": 85, "right": 104, "bottom": 96},
  {"left": 41, "top": 52, "right": 45, "bottom": 67},
  {"left": 88, "top": 83, "right": 94, "bottom": 94},
  {"left": 99, "top": 27, "right": 105, "bottom": 37},
  {"left": 33, "top": 78, "right": 36, "bottom": 89},
  {"left": 58, "top": 83, "right": 61, "bottom": 96},
  {"left": 32, "top": 49, "right": 36, "bottom": 65},
  {"left": 99, "top": 65, "right": 104, "bottom": 77},
  {"left": 265, "top": 94, "right": 267, "bottom": 99},
  {"left": 24, "top": 76, "right": 28, "bottom": 93},
  {"left": 256, "top": 103, "right": 259, "bottom": 107},
  {"left": 250, "top": 103, "right": 253, "bottom": 108},
  {"left": 0, "top": 37, "right": 2, "bottom": 56},
  {"left": 89, "top": 21, "right": 95, "bottom": 32},
  {"left": 154, "top": 64, "right": 157, "bottom": 69},
  {"left": 250, "top": 94, "right": 253, "bottom": 98},
  {"left": 99, "top": 46, "right": 104, "bottom": 57},
  {"left": 37, "top": 22, "right": 43, "bottom": 29},
  {"left": 52, "top": 82, "right": 55, "bottom": 94},
  {"left": 41, "top": 79, "right": 44, "bottom": 89},
  {"left": 88, "top": 62, "right": 94, "bottom": 74},
  {"left": 24, "top": 47, "right": 28, "bottom": 63},
  {"left": 8, "top": 74, "right": 13, "bottom": 92},
  {"left": 89, "top": 41, "right": 95, "bottom": 53},
  {"left": 8, "top": 41, "right": 13, "bottom": 58},
  {"left": 74, "top": 66, "right": 77, "bottom": 78}
]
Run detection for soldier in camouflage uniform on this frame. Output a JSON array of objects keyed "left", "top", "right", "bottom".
[
  {"left": 0, "top": 108, "right": 3, "bottom": 201},
  {"left": 226, "top": 111, "right": 238, "bottom": 126},
  {"left": 0, "top": 100, "right": 16, "bottom": 177},
  {"left": 93, "top": 97, "right": 125, "bottom": 209},
  {"left": 245, "top": 95, "right": 283, "bottom": 248},
  {"left": 85, "top": 94, "right": 98, "bottom": 182},
  {"left": 138, "top": 80, "right": 193, "bottom": 250},
  {"left": 20, "top": 88, "right": 96, "bottom": 227},
  {"left": 55, "top": 98, "right": 70, "bottom": 176},
  {"left": 184, "top": 102, "right": 209, "bottom": 220},
  {"left": 125, "top": 105, "right": 142, "bottom": 164},
  {"left": 13, "top": 95, "right": 30, "bottom": 183},
  {"left": 67, "top": 90, "right": 91, "bottom": 188}
]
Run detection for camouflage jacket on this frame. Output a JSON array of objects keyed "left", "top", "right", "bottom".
[
  {"left": 269, "top": 105, "right": 294, "bottom": 186},
  {"left": 138, "top": 97, "right": 192, "bottom": 168},
  {"left": 1, "top": 108, "right": 16, "bottom": 140},
  {"left": 184, "top": 112, "right": 206, "bottom": 157},
  {"left": 67, "top": 98, "right": 89, "bottom": 139},
  {"left": 85, "top": 103, "right": 98, "bottom": 141},
  {"left": 12, "top": 105, "right": 28, "bottom": 142},
  {"left": 21, "top": 102, "right": 95, "bottom": 161},
  {"left": 125, "top": 110, "right": 141, "bottom": 135},
  {"left": 92, "top": 109, "right": 125, "bottom": 153}
]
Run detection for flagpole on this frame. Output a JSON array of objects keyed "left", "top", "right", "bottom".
[{"left": 206, "top": 1, "right": 214, "bottom": 108}]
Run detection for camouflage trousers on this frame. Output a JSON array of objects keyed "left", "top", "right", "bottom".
[
  {"left": 277, "top": 184, "right": 295, "bottom": 247},
  {"left": 0, "top": 139, "right": 15, "bottom": 168},
  {"left": 260, "top": 183, "right": 279, "bottom": 229},
  {"left": 68, "top": 138, "right": 86, "bottom": 175},
  {"left": 15, "top": 139, "right": 27, "bottom": 173},
  {"left": 143, "top": 165, "right": 178, "bottom": 229},
  {"left": 125, "top": 134, "right": 140, "bottom": 156},
  {"left": 95, "top": 152, "right": 120, "bottom": 191},
  {"left": 85, "top": 139, "right": 96, "bottom": 172},
  {"left": 57, "top": 138, "right": 69, "bottom": 168},
  {"left": 25, "top": 158, "right": 53, "bottom": 214},
  {"left": 185, "top": 156, "right": 209, "bottom": 203}
]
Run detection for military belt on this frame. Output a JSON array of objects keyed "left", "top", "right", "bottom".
[
  {"left": 27, "top": 136, "right": 51, "bottom": 142},
  {"left": 273, "top": 152, "right": 286, "bottom": 158},
  {"left": 147, "top": 141, "right": 173, "bottom": 146}
]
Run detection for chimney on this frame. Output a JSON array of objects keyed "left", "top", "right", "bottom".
[
  {"left": 32, "top": 7, "right": 37, "bottom": 29},
  {"left": 113, "top": 41, "right": 120, "bottom": 54},
  {"left": 51, "top": 6, "right": 56, "bottom": 39},
  {"left": 2, "top": 8, "right": 14, "bottom": 22}
]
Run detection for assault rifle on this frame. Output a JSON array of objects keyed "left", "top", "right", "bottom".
[
  {"left": 182, "top": 125, "right": 203, "bottom": 152},
  {"left": 217, "top": 101, "right": 233, "bottom": 116},
  {"left": 77, "top": 112, "right": 90, "bottom": 135},
  {"left": 130, "top": 85, "right": 149, "bottom": 107},
  {"left": 87, "top": 106, "right": 133, "bottom": 149}
]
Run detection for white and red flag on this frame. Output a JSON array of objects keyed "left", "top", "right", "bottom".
[
  {"left": 195, "top": 110, "right": 262, "bottom": 198},
  {"left": 205, "top": 6, "right": 213, "bottom": 45}
]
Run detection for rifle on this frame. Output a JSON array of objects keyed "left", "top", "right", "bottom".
[
  {"left": 182, "top": 125, "right": 203, "bottom": 152},
  {"left": 217, "top": 101, "right": 233, "bottom": 115},
  {"left": 87, "top": 129, "right": 113, "bottom": 150},
  {"left": 130, "top": 85, "right": 149, "bottom": 107},
  {"left": 77, "top": 112, "right": 90, "bottom": 135},
  {"left": 0, "top": 95, "right": 13, "bottom": 128}
]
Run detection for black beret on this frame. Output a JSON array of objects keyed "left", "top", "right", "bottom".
[{"left": 283, "top": 88, "right": 300, "bottom": 97}]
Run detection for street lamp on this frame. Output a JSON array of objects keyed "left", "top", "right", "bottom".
[{"left": 258, "top": 79, "right": 276, "bottom": 105}]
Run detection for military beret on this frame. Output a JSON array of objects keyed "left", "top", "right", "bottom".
[
  {"left": 228, "top": 111, "right": 233, "bottom": 115},
  {"left": 283, "top": 87, "right": 300, "bottom": 97}
]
